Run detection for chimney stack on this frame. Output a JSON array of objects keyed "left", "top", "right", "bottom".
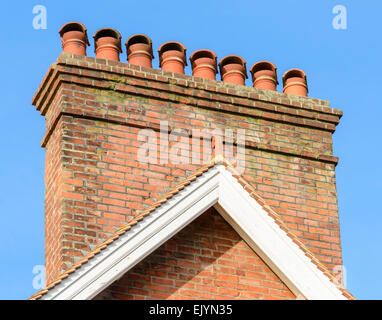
[{"left": 33, "top": 22, "right": 342, "bottom": 286}]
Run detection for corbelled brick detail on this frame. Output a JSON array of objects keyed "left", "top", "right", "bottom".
[
  {"left": 33, "top": 52, "right": 344, "bottom": 289},
  {"left": 94, "top": 208, "right": 295, "bottom": 300}
]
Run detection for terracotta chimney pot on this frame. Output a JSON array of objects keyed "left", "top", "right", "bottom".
[
  {"left": 93, "top": 28, "right": 122, "bottom": 61},
  {"left": 250, "top": 61, "right": 278, "bottom": 91},
  {"left": 125, "top": 34, "right": 154, "bottom": 68},
  {"left": 282, "top": 69, "right": 308, "bottom": 96},
  {"left": 158, "top": 41, "right": 187, "bottom": 74},
  {"left": 59, "top": 22, "right": 89, "bottom": 56},
  {"left": 189, "top": 49, "right": 218, "bottom": 80},
  {"left": 218, "top": 55, "right": 248, "bottom": 85}
]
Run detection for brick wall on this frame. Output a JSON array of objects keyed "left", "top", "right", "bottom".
[
  {"left": 33, "top": 52, "right": 343, "bottom": 288},
  {"left": 94, "top": 208, "right": 295, "bottom": 300},
  {"left": 44, "top": 117, "right": 64, "bottom": 281}
]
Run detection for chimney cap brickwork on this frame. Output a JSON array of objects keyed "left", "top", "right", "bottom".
[{"left": 56, "top": 21, "right": 312, "bottom": 96}]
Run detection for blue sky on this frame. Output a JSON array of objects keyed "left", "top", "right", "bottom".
[{"left": 0, "top": 0, "right": 380, "bottom": 299}]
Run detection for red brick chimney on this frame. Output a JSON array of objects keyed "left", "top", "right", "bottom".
[{"left": 33, "top": 22, "right": 344, "bottom": 294}]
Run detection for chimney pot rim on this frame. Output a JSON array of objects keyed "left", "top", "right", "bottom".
[
  {"left": 93, "top": 28, "right": 122, "bottom": 53},
  {"left": 93, "top": 28, "right": 122, "bottom": 41},
  {"left": 158, "top": 41, "right": 187, "bottom": 67},
  {"left": 189, "top": 49, "right": 217, "bottom": 70},
  {"left": 125, "top": 34, "right": 154, "bottom": 58},
  {"left": 250, "top": 61, "right": 278, "bottom": 84},
  {"left": 218, "top": 55, "right": 248, "bottom": 79},
  {"left": 59, "top": 21, "right": 90, "bottom": 46},
  {"left": 250, "top": 61, "right": 277, "bottom": 74},
  {"left": 125, "top": 34, "right": 152, "bottom": 47},
  {"left": 282, "top": 68, "right": 307, "bottom": 85},
  {"left": 158, "top": 41, "right": 187, "bottom": 54},
  {"left": 189, "top": 49, "right": 217, "bottom": 61}
]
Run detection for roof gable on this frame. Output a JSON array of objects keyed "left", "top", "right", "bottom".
[
  {"left": 30, "top": 158, "right": 353, "bottom": 300},
  {"left": 94, "top": 207, "right": 296, "bottom": 300}
]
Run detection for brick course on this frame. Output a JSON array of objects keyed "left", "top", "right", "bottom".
[{"left": 33, "top": 52, "right": 343, "bottom": 292}]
